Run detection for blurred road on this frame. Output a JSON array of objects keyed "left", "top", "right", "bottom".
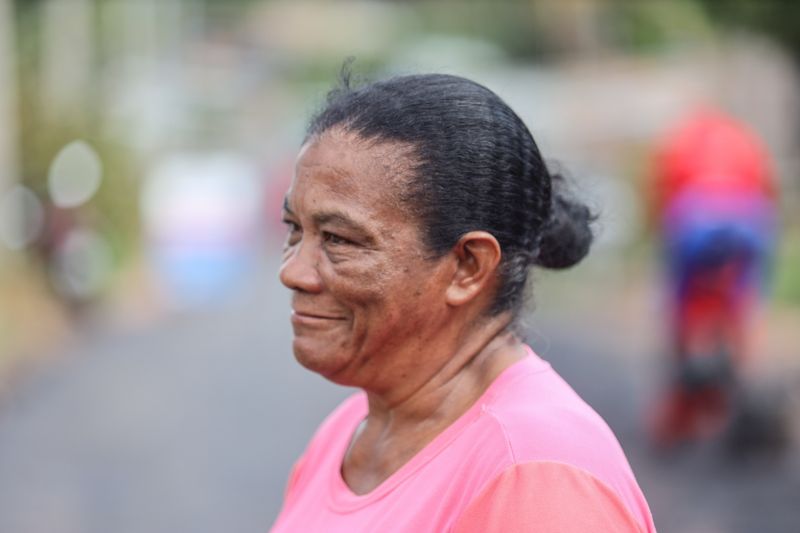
[{"left": 0, "top": 256, "right": 798, "bottom": 533}]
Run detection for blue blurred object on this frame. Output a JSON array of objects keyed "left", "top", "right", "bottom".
[{"left": 141, "top": 153, "right": 262, "bottom": 309}]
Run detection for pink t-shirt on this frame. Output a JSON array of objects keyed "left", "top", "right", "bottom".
[{"left": 271, "top": 348, "right": 656, "bottom": 532}]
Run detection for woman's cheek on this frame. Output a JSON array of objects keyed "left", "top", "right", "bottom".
[{"left": 327, "top": 257, "right": 387, "bottom": 287}]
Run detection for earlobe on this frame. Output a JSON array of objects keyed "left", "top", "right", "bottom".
[{"left": 445, "top": 232, "right": 502, "bottom": 307}]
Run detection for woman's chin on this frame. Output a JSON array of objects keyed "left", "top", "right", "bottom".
[{"left": 292, "top": 337, "right": 351, "bottom": 379}]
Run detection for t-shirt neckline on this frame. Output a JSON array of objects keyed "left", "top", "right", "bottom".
[{"left": 328, "top": 346, "right": 549, "bottom": 512}]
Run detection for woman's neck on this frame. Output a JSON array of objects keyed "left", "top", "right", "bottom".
[{"left": 341, "top": 315, "right": 527, "bottom": 494}]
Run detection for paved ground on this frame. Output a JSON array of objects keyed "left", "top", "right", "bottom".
[{"left": 0, "top": 256, "right": 798, "bottom": 532}]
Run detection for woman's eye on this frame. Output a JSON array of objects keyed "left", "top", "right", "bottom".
[
  {"left": 323, "top": 232, "right": 352, "bottom": 246},
  {"left": 283, "top": 220, "right": 301, "bottom": 244}
]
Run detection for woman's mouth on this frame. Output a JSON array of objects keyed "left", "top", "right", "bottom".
[{"left": 290, "top": 310, "right": 347, "bottom": 327}]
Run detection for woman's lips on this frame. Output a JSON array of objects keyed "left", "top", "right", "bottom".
[{"left": 290, "top": 310, "right": 346, "bottom": 327}]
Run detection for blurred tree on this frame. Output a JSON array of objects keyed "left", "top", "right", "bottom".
[
  {"left": 409, "top": 2, "right": 553, "bottom": 60},
  {"left": 0, "top": 0, "right": 19, "bottom": 196},
  {"left": 697, "top": 0, "right": 800, "bottom": 64},
  {"left": 605, "top": 0, "right": 713, "bottom": 53}
]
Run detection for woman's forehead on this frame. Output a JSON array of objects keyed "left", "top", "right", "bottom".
[
  {"left": 299, "top": 129, "right": 414, "bottom": 181},
  {"left": 289, "top": 131, "right": 414, "bottom": 214}
]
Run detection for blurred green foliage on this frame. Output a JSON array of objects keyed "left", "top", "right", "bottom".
[
  {"left": 774, "top": 228, "right": 800, "bottom": 304},
  {"left": 605, "top": 0, "right": 713, "bottom": 52},
  {"left": 698, "top": 0, "right": 800, "bottom": 63}
]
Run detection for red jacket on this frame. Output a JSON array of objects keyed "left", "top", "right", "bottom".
[{"left": 653, "top": 108, "right": 776, "bottom": 217}]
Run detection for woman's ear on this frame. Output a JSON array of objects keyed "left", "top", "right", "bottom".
[{"left": 445, "top": 231, "right": 502, "bottom": 307}]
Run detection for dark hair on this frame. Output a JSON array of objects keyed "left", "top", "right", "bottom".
[{"left": 306, "top": 71, "right": 594, "bottom": 316}]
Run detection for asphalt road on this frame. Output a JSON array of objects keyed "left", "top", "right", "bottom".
[{"left": 0, "top": 257, "right": 798, "bottom": 532}]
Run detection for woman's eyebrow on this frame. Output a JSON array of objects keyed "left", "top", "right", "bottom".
[{"left": 282, "top": 198, "right": 376, "bottom": 243}]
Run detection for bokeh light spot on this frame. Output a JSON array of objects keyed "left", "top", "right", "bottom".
[
  {"left": 47, "top": 140, "right": 103, "bottom": 208},
  {"left": 0, "top": 185, "right": 45, "bottom": 250}
]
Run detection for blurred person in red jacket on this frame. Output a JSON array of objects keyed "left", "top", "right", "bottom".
[{"left": 650, "top": 108, "right": 779, "bottom": 447}]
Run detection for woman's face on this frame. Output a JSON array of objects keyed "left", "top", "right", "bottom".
[{"left": 279, "top": 130, "right": 452, "bottom": 386}]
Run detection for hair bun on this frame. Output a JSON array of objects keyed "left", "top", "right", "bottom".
[{"left": 533, "top": 173, "right": 595, "bottom": 269}]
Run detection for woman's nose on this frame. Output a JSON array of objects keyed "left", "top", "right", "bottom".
[{"left": 279, "top": 240, "right": 323, "bottom": 293}]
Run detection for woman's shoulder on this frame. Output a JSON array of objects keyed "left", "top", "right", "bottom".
[
  {"left": 482, "top": 353, "right": 627, "bottom": 467},
  {"left": 468, "top": 355, "right": 654, "bottom": 529}
]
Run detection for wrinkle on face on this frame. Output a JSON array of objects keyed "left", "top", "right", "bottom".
[{"left": 281, "top": 128, "right": 450, "bottom": 387}]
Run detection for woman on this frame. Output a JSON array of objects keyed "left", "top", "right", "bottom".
[{"left": 272, "top": 73, "right": 655, "bottom": 532}]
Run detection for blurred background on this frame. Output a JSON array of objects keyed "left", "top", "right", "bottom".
[{"left": 0, "top": 1, "right": 798, "bottom": 532}]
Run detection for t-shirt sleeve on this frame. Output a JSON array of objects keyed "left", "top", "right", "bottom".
[{"left": 451, "top": 461, "right": 649, "bottom": 533}]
